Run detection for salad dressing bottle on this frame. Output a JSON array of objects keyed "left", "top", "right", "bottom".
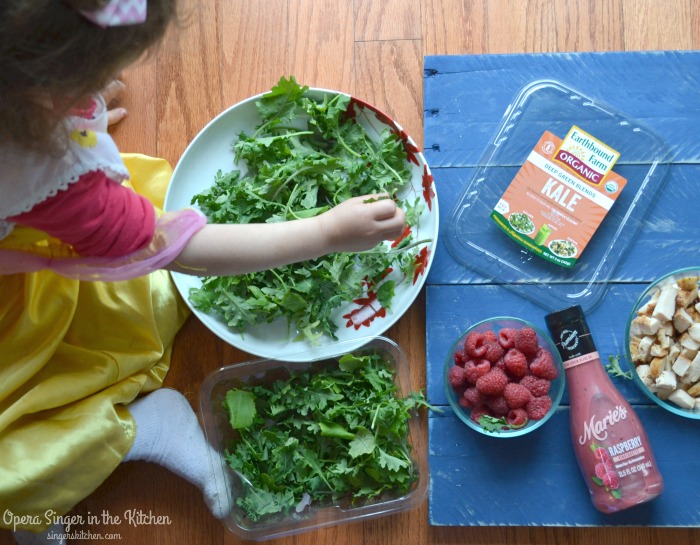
[{"left": 545, "top": 305, "right": 664, "bottom": 513}]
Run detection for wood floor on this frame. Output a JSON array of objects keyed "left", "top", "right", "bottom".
[{"left": 2, "top": 1, "right": 699, "bottom": 544}]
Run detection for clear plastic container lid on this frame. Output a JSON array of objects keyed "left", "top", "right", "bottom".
[{"left": 445, "top": 79, "right": 672, "bottom": 313}]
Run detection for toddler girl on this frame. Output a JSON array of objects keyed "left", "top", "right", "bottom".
[{"left": 0, "top": 1, "right": 406, "bottom": 543}]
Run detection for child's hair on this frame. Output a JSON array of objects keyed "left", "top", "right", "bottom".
[{"left": 0, "top": 0, "right": 178, "bottom": 154}]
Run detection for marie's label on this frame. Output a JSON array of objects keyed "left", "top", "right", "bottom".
[
  {"left": 491, "top": 129, "right": 626, "bottom": 268},
  {"left": 579, "top": 405, "right": 629, "bottom": 445},
  {"left": 577, "top": 407, "right": 654, "bottom": 502}
]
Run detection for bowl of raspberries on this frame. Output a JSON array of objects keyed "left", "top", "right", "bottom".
[{"left": 444, "top": 317, "right": 565, "bottom": 437}]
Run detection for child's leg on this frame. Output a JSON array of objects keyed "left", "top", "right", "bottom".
[{"left": 123, "top": 388, "right": 231, "bottom": 519}]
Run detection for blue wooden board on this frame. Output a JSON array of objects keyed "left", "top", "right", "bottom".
[{"left": 424, "top": 51, "right": 700, "bottom": 528}]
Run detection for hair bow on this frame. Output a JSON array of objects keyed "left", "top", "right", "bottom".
[{"left": 79, "top": 0, "right": 148, "bottom": 27}]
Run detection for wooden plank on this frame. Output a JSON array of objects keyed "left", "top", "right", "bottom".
[
  {"left": 425, "top": 283, "right": 651, "bottom": 406},
  {"left": 354, "top": 0, "right": 422, "bottom": 41},
  {"left": 423, "top": 51, "right": 700, "bottom": 168},
  {"left": 289, "top": 0, "right": 355, "bottom": 92},
  {"left": 355, "top": 40, "right": 424, "bottom": 148},
  {"left": 111, "top": 59, "right": 158, "bottom": 156},
  {"left": 156, "top": 0, "right": 223, "bottom": 166},
  {"left": 622, "top": 0, "right": 697, "bottom": 50},
  {"left": 221, "top": 0, "right": 289, "bottom": 104},
  {"left": 424, "top": 38, "right": 700, "bottom": 517},
  {"left": 426, "top": 164, "right": 700, "bottom": 287},
  {"left": 423, "top": 0, "right": 626, "bottom": 55},
  {"left": 428, "top": 407, "right": 700, "bottom": 527},
  {"left": 423, "top": 0, "right": 700, "bottom": 56}
]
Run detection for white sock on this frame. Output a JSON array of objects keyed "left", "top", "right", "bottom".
[
  {"left": 13, "top": 523, "right": 65, "bottom": 545},
  {"left": 124, "top": 388, "right": 231, "bottom": 519}
]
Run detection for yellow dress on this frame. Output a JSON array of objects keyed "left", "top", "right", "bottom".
[{"left": 0, "top": 154, "right": 189, "bottom": 530}]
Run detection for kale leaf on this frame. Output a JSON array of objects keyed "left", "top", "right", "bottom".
[
  {"left": 189, "top": 76, "right": 426, "bottom": 341},
  {"left": 222, "top": 352, "right": 433, "bottom": 521}
]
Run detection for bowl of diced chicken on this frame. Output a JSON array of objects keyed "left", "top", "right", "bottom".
[{"left": 626, "top": 268, "right": 700, "bottom": 419}]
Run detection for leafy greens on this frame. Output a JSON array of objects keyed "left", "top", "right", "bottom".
[
  {"left": 189, "top": 76, "right": 426, "bottom": 342},
  {"left": 222, "top": 351, "right": 432, "bottom": 522}
]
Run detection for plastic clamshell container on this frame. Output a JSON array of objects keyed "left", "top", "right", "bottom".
[
  {"left": 445, "top": 79, "right": 672, "bottom": 313},
  {"left": 444, "top": 317, "right": 565, "bottom": 437},
  {"left": 199, "top": 336, "right": 428, "bottom": 541},
  {"left": 625, "top": 267, "right": 700, "bottom": 420}
]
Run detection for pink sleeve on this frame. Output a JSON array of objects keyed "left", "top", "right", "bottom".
[{"left": 9, "top": 170, "right": 156, "bottom": 258}]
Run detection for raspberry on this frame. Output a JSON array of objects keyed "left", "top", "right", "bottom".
[
  {"left": 514, "top": 327, "right": 539, "bottom": 356},
  {"left": 448, "top": 365, "right": 468, "bottom": 392},
  {"left": 453, "top": 348, "right": 468, "bottom": 367},
  {"left": 469, "top": 404, "right": 492, "bottom": 424},
  {"left": 503, "top": 382, "right": 532, "bottom": 409},
  {"left": 464, "top": 332, "right": 488, "bottom": 358},
  {"left": 498, "top": 328, "right": 518, "bottom": 349},
  {"left": 483, "top": 330, "right": 497, "bottom": 343},
  {"left": 519, "top": 375, "right": 551, "bottom": 397},
  {"left": 506, "top": 408, "right": 528, "bottom": 428},
  {"left": 460, "top": 387, "right": 483, "bottom": 409},
  {"left": 530, "top": 348, "right": 558, "bottom": 380},
  {"left": 593, "top": 447, "right": 611, "bottom": 463},
  {"left": 503, "top": 348, "right": 528, "bottom": 378},
  {"left": 475, "top": 367, "right": 509, "bottom": 396},
  {"left": 463, "top": 358, "right": 491, "bottom": 384},
  {"left": 602, "top": 471, "right": 620, "bottom": 490},
  {"left": 483, "top": 341, "right": 504, "bottom": 363},
  {"left": 485, "top": 395, "right": 509, "bottom": 416},
  {"left": 595, "top": 463, "right": 608, "bottom": 480},
  {"left": 526, "top": 395, "right": 553, "bottom": 420},
  {"left": 493, "top": 357, "right": 506, "bottom": 370}
]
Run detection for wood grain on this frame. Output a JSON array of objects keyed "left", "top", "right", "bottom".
[
  {"left": 354, "top": 0, "right": 422, "bottom": 41},
  {"left": 2, "top": 0, "right": 699, "bottom": 543}
]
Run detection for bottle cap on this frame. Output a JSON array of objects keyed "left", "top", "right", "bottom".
[
  {"left": 545, "top": 305, "right": 587, "bottom": 332},
  {"left": 545, "top": 305, "right": 596, "bottom": 362}
]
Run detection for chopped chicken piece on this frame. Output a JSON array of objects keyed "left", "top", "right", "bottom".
[
  {"left": 652, "top": 283, "right": 679, "bottom": 322},
  {"left": 636, "top": 364, "right": 653, "bottom": 387},
  {"left": 637, "top": 291, "right": 660, "bottom": 316},
  {"left": 630, "top": 274, "right": 700, "bottom": 412},
  {"left": 649, "top": 356, "right": 666, "bottom": 379},
  {"left": 680, "top": 332, "right": 700, "bottom": 351},
  {"left": 637, "top": 336, "right": 654, "bottom": 362},
  {"left": 687, "top": 354, "right": 700, "bottom": 383},
  {"left": 655, "top": 370, "right": 677, "bottom": 398},
  {"left": 680, "top": 347, "right": 698, "bottom": 361},
  {"left": 673, "top": 307, "right": 694, "bottom": 333},
  {"left": 677, "top": 287, "right": 698, "bottom": 309},
  {"left": 668, "top": 388, "right": 696, "bottom": 409},
  {"left": 631, "top": 315, "right": 661, "bottom": 336},
  {"left": 677, "top": 275, "right": 699, "bottom": 291},
  {"left": 688, "top": 382, "right": 700, "bottom": 397},
  {"left": 688, "top": 323, "right": 700, "bottom": 343},
  {"left": 668, "top": 343, "right": 681, "bottom": 364},
  {"left": 671, "top": 355, "right": 692, "bottom": 377},
  {"left": 650, "top": 343, "right": 668, "bottom": 358}
]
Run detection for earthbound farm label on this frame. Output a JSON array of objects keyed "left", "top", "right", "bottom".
[{"left": 491, "top": 127, "right": 627, "bottom": 268}]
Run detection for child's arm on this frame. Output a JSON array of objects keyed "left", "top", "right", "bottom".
[{"left": 168, "top": 195, "right": 405, "bottom": 276}]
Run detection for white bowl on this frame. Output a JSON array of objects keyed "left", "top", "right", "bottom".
[{"left": 164, "top": 85, "right": 438, "bottom": 361}]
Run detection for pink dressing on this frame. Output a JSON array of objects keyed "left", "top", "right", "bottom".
[{"left": 546, "top": 305, "right": 664, "bottom": 513}]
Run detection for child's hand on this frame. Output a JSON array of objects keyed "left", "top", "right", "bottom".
[
  {"left": 318, "top": 195, "right": 406, "bottom": 253},
  {"left": 101, "top": 79, "right": 127, "bottom": 126}
]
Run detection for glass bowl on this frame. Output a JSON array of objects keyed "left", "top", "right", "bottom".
[
  {"left": 444, "top": 317, "right": 565, "bottom": 438},
  {"left": 625, "top": 267, "right": 700, "bottom": 419}
]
